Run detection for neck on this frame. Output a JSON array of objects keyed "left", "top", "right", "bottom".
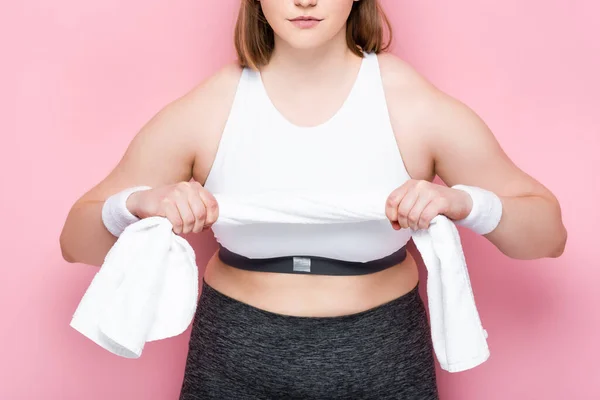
[{"left": 266, "top": 27, "right": 358, "bottom": 83}]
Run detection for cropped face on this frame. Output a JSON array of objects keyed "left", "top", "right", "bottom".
[{"left": 259, "top": 0, "right": 358, "bottom": 49}]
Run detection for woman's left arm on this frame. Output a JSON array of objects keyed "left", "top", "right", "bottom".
[{"left": 428, "top": 90, "right": 567, "bottom": 259}]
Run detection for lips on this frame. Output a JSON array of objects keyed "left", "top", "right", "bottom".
[
  {"left": 288, "top": 16, "right": 323, "bottom": 29},
  {"left": 289, "top": 16, "right": 322, "bottom": 22}
]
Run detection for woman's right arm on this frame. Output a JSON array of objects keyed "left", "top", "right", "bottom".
[{"left": 59, "top": 64, "right": 241, "bottom": 267}]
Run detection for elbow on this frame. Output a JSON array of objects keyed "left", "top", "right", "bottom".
[
  {"left": 59, "top": 232, "right": 76, "bottom": 264},
  {"left": 60, "top": 243, "right": 74, "bottom": 264},
  {"left": 546, "top": 198, "right": 568, "bottom": 259},
  {"left": 62, "top": 250, "right": 75, "bottom": 264},
  {"left": 548, "top": 224, "right": 568, "bottom": 258}
]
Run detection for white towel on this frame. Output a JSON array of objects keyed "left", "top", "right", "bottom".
[
  {"left": 70, "top": 190, "right": 489, "bottom": 372},
  {"left": 70, "top": 217, "right": 199, "bottom": 358},
  {"left": 411, "top": 217, "right": 489, "bottom": 372}
]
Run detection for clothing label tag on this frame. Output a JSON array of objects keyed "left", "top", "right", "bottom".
[{"left": 293, "top": 257, "right": 311, "bottom": 273}]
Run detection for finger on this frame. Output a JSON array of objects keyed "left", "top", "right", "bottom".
[
  {"left": 187, "top": 186, "right": 207, "bottom": 233},
  {"left": 397, "top": 188, "right": 420, "bottom": 229},
  {"left": 385, "top": 181, "right": 413, "bottom": 225},
  {"left": 173, "top": 191, "right": 196, "bottom": 234},
  {"left": 197, "top": 186, "right": 219, "bottom": 229},
  {"left": 418, "top": 197, "right": 445, "bottom": 230},
  {"left": 408, "top": 194, "right": 434, "bottom": 231},
  {"left": 163, "top": 199, "right": 183, "bottom": 234}
]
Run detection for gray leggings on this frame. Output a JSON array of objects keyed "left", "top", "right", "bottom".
[{"left": 179, "top": 278, "right": 439, "bottom": 400}]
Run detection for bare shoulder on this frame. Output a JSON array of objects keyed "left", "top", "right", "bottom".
[
  {"left": 377, "top": 52, "right": 502, "bottom": 180},
  {"left": 121, "top": 60, "right": 244, "bottom": 185},
  {"left": 74, "top": 63, "right": 243, "bottom": 204},
  {"left": 376, "top": 52, "right": 446, "bottom": 139},
  {"left": 377, "top": 51, "right": 498, "bottom": 145},
  {"left": 121, "top": 61, "right": 243, "bottom": 159},
  {"left": 181, "top": 62, "right": 243, "bottom": 134},
  {"left": 376, "top": 52, "right": 435, "bottom": 91},
  {"left": 377, "top": 52, "right": 543, "bottom": 199},
  {"left": 184, "top": 62, "right": 244, "bottom": 183},
  {"left": 376, "top": 52, "right": 442, "bottom": 181},
  {"left": 185, "top": 62, "right": 243, "bottom": 111}
]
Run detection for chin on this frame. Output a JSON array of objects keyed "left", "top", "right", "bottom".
[
  {"left": 278, "top": 30, "right": 340, "bottom": 51},
  {"left": 285, "top": 38, "right": 328, "bottom": 50}
]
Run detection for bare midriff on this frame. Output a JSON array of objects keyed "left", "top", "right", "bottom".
[{"left": 202, "top": 249, "right": 420, "bottom": 318}]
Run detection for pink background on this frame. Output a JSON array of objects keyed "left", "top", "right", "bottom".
[{"left": 2, "top": 0, "right": 598, "bottom": 399}]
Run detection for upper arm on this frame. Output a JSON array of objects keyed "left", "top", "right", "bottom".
[
  {"left": 76, "top": 63, "right": 243, "bottom": 204},
  {"left": 424, "top": 90, "right": 554, "bottom": 199},
  {"left": 379, "top": 52, "right": 554, "bottom": 200}
]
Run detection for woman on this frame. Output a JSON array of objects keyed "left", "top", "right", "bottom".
[{"left": 60, "top": 0, "right": 567, "bottom": 398}]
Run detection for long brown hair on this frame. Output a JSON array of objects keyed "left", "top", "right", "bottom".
[{"left": 234, "top": 0, "right": 393, "bottom": 70}]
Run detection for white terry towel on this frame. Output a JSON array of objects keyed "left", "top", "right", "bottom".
[
  {"left": 411, "top": 217, "right": 489, "bottom": 372},
  {"left": 70, "top": 190, "right": 489, "bottom": 372},
  {"left": 70, "top": 217, "right": 199, "bottom": 358}
]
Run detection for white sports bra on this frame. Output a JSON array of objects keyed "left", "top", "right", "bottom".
[{"left": 204, "top": 52, "right": 413, "bottom": 262}]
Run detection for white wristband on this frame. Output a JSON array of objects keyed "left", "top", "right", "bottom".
[
  {"left": 451, "top": 184, "right": 503, "bottom": 235},
  {"left": 101, "top": 186, "right": 152, "bottom": 237}
]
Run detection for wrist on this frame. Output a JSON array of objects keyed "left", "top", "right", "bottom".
[
  {"left": 457, "top": 189, "right": 474, "bottom": 221},
  {"left": 451, "top": 184, "right": 503, "bottom": 235},
  {"left": 126, "top": 191, "right": 144, "bottom": 219},
  {"left": 102, "top": 186, "right": 152, "bottom": 237}
]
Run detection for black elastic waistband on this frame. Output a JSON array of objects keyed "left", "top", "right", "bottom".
[{"left": 217, "top": 245, "right": 408, "bottom": 276}]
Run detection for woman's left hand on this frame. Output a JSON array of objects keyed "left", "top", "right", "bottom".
[{"left": 385, "top": 179, "right": 473, "bottom": 231}]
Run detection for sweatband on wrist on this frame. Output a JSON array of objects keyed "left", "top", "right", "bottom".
[
  {"left": 101, "top": 186, "right": 152, "bottom": 237},
  {"left": 451, "top": 184, "right": 503, "bottom": 235}
]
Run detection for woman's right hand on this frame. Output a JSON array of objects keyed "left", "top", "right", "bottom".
[{"left": 126, "top": 181, "right": 219, "bottom": 235}]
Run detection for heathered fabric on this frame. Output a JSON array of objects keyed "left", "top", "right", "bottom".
[{"left": 178, "top": 278, "right": 439, "bottom": 399}]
